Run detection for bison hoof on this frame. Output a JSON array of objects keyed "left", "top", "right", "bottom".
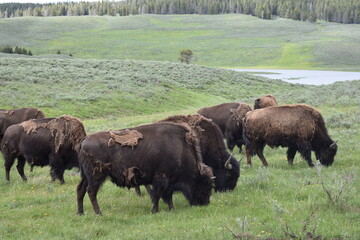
[{"left": 76, "top": 211, "right": 84, "bottom": 216}]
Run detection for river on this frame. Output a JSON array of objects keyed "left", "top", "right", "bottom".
[{"left": 232, "top": 69, "right": 360, "bottom": 85}]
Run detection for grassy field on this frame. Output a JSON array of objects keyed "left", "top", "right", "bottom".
[
  {"left": 0, "top": 53, "right": 360, "bottom": 239},
  {"left": 1, "top": 14, "right": 360, "bottom": 69}
]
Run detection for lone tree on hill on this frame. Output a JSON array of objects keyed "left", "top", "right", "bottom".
[{"left": 179, "top": 49, "right": 193, "bottom": 64}]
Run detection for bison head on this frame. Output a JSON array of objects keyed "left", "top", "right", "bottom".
[
  {"left": 188, "top": 164, "right": 213, "bottom": 206},
  {"left": 213, "top": 154, "right": 240, "bottom": 192},
  {"left": 317, "top": 141, "right": 338, "bottom": 166}
]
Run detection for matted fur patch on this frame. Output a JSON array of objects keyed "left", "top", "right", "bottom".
[{"left": 108, "top": 129, "right": 143, "bottom": 147}]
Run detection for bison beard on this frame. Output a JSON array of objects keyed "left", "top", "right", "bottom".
[
  {"left": 1, "top": 116, "right": 86, "bottom": 183},
  {"left": 76, "top": 122, "right": 214, "bottom": 215},
  {"left": 243, "top": 104, "right": 337, "bottom": 167}
]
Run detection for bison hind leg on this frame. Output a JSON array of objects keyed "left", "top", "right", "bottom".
[
  {"left": 4, "top": 154, "right": 16, "bottom": 183},
  {"left": 87, "top": 180, "right": 103, "bottom": 215},
  {"left": 76, "top": 176, "right": 88, "bottom": 215},
  {"left": 16, "top": 156, "right": 28, "bottom": 182},
  {"left": 255, "top": 141, "right": 268, "bottom": 166}
]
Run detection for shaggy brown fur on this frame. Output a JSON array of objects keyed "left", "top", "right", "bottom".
[
  {"left": 230, "top": 103, "right": 252, "bottom": 124},
  {"left": 254, "top": 95, "right": 278, "bottom": 109},
  {"left": 245, "top": 105, "right": 318, "bottom": 141},
  {"left": 243, "top": 104, "right": 337, "bottom": 167},
  {"left": 20, "top": 115, "right": 86, "bottom": 153},
  {"left": 159, "top": 114, "right": 206, "bottom": 137},
  {"left": 108, "top": 129, "right": 143, "bottom": 147}
]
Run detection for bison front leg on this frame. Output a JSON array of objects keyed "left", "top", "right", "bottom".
[
  {"left": 297, "top": 141, "right": 314, "bottom": 167},
  {"left": 162, "top": 188, "right": 174, "bottom": 211},
  {"left": 134, "top": 186, "right": 142, "bottom": 196},
  {"left": 151, "top": 174, "right": 169, "bottom": 214},
  {"left": 286, "top": 147, "right": 297, "bottom": 165},
  {"left": 16, "top": 156, "right": 28, "bottom": 182},
  {"left": 76, "top": 177, "right": 88, "bottom": 215}
]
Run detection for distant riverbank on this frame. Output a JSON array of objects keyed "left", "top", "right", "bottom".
[{"left": 232, "top": 69, "right": 360, "bottom": 85}]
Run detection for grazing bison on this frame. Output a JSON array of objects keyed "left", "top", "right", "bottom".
[
  {"left": 0, "top": 107, "right": 45, "bottom": 144},
  {"left": 197, "top": 102, "right": 252, "bottom": 152},
  {"left": 198, "top": 102, "right": 241, "bottom": 134},
  {"left": 254, "top": 95, "right": 278, "bottom": 109},
  {"left": 1, "top": 115, "right": 86, "bottom": 183},
  {"left": 76, "top": 122, "right": 214, "bottom": 215},
  {"left": 243, "top": 104, "right": 338, "bottom": 167},
  {"left": 153, "top": 114, "right": 240, "bottom": 192},
  {"left": 224, "top": 103, "right": 252, "bottom": 152}
]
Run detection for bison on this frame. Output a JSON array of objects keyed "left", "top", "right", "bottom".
[
  {"left": 158, "top": 114, "right": 240, "bottom": 192},
  {"left": 76, "top": 122, "right": 214, "bottom": 215},
  {"left": 224, "top": 103, "right": 252, "bottom": 152},
  {"left": 198, "top": 102, "right": 252, "bottom": 153},
  {"left": 243, "top": 104, "right": 338, "bottom": 167},
  {"left": 254, "top": 95, "right": 278, "bottom": 109},
  {"left": 0, "top": 107, "right": 45, "bottom": 144},
  {"left": 1, "top": 115, "right": 86, "bottom": 184}
]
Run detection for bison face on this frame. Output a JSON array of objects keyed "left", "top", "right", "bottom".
[
  {"left": 189, "top": 165, "right": 213, "bottom": 206},
  {"left": 317, "top": 141, "right": 338, "bottom": 166},
  {"left": 213, "top": 155, "right": 240, "bottom": 192},
  {"left": 254, "top": 98, "right": 261, "bottom": 109}
]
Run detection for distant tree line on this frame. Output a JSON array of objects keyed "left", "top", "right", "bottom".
[
  {"left": 0, "top": 46, "right": 33, "bottom": 56},
  {"left": 0, "top": 0, "right": 359, "bottom": 24}
]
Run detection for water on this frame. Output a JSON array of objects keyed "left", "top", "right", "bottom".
[{"left": 232, "top": 69, "right": 360, "bottom": 85}]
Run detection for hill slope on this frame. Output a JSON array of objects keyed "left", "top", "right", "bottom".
[
  {"left": 1, "top": 15, "right": 360, "bottom": 69},
  {"left": 0, "top": 55, "right": 360, "bottom": 239}
]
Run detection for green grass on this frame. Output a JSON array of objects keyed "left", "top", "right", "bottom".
[
  {"left": 1, "top": 14, "right": 360, "bottom": 69},
  {"left": 0, "top": 53, "right": 360, "bottom": 239},
  {"left": 0, "top": 14, "right": 360, "bottom": 239}
]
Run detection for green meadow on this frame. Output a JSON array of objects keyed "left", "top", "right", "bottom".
[
  {"left": 0, "top": 14, "right": 360, "bottom": 239},
  {"left": 1, "top": 14, "right": 360, "bottom": 69}
]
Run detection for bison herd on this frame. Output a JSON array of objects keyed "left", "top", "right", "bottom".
[{"left": 0, "top": 95, "right": 338, "bottom": 215}]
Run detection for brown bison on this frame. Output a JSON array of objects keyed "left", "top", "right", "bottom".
[
  {"left": 76, "top": 122, "right": 214, "bottom": 215},
  {"left": 224, "top": 103, "right": 252, "bottom": 152},
  {"left": 1, "top": 115, "right": 86, "bottom": 184},
  {"left": 197, "top": 102, "right": 252, "bottom": 152},
  {"left": 158, "top": 114, "right": 240, "bottom": 192},
  {"left": 0, "top": 107, "right": 45, "bottom": 144},
  {"left": 243, "top": 104, "right": 338, "bottom": 167},
  {"left": 254, "top": 95, "right": 278, "bottom": 109}
]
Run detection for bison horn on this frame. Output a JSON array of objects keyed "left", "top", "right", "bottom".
[
  {"left": 224, "top": 155, "right": 233, "bottom": 170},
  {"left": 330, "top": 140, "right": 338, "bottom": 149}
]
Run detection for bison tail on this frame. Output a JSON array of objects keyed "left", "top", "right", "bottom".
[{"left": 1, "top": 141, "right": 13, "bottom": 161}]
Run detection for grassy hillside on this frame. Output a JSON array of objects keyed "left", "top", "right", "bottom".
[
  {"left": 1, "top": 14, "right": 360, "bottom": 69},
  {"left": 0, "top": 54, "right": 359, "bottom": 239}
]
